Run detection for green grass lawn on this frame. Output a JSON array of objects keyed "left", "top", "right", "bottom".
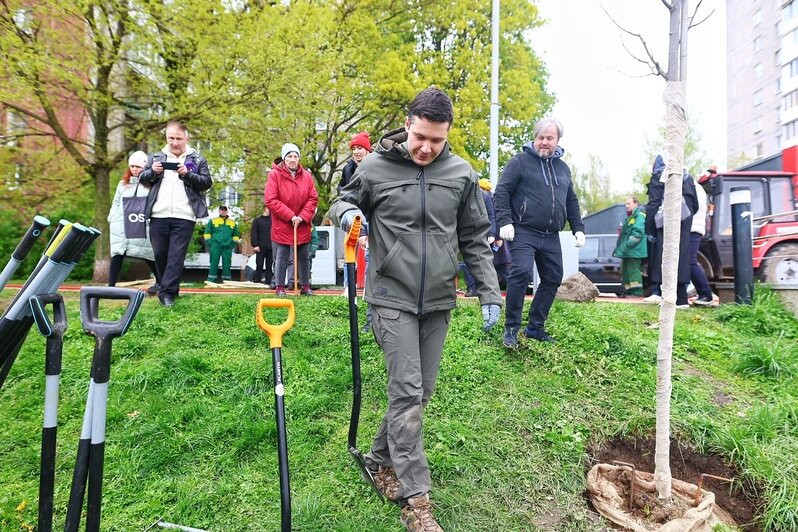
[{"left": 1, "top": 289, "right": 796, "bottom": 531}]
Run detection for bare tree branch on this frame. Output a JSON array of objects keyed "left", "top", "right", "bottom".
[
  {"left": 602, "top": 4, "right": 668, "bottom": 79},
  {"left": 689, "top": 0, "right": 714, "bottom": 29}
]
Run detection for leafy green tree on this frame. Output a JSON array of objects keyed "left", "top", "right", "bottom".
[
  {"left": 570, "top": 153, "right": 628, "bottom": 216},
  {"left": 0, "top": 0, "right": 291, "bottom": 279},
  {"left": 226, "top": 0, "right": 555, "bottom": 215},
  {"left": 0, "top": 0, "right": 554, "bottom": 269},
  {"left": 398, "top": 0, "right": 554, "bottom": 174}
]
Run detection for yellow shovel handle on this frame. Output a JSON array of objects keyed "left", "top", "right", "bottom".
[
  {"left": 256, "top": 298, "right": 295, "bottom": 349},
  {"left": 344, "top": 214, "right": 362, "bottom": 263}
]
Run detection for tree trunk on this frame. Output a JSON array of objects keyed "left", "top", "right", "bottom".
[
  {"left": 93, "top": 165, "right": 112, "bottom": 283},
  {"left": 654, "top": 0, "right": 688, "bottom": 501}
]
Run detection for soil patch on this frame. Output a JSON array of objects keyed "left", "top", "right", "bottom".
[{"left": 587, "top": 435, "right": 763, "bottom": 531}]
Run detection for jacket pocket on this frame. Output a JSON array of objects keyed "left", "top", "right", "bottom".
[
  {"left": 374, "top": 232, "right": 419, "bottom": 304},
  {"left": 423, "top": 232, "right": 459, "bottom": 303}
]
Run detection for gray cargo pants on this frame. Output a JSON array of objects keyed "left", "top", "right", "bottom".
[{"left": 365, "top": 304, "right": 451, "bottom": 500}]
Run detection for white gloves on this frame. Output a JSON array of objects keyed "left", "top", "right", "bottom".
[
  {"left": 499, "top": 224, "right": 515, "bottom": 242},
  {"left": 341, "top": 210, "right": 365, "bottom": 232},
  {"left": 574, "top": 231, "right": 586, "bottom": 248},
  {"left": 481, "top": 304, "right": 501, "bottom": 331}
]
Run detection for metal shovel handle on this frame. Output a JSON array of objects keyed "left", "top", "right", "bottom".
[
  {"left": 257, "top": 299, "right": 295, "bottom": 349},
  {"left": 29, "top": 293, "right": 68, "bottom": 338},
  {"left": 79, "top": 287, "right": 145, "bottom": 339},
  {"left": 12, "top": 215, "right": 51, "bottom": 261}
]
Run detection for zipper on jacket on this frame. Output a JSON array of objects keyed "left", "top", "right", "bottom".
[
  {"left": 546, "top": 159, "right": 555, "bottom": 233},
  {"left": 417, "top": 168, "right": 427, "bottom": 314}
]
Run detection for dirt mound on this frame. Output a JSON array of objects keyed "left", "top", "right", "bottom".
[{"left": 587, "top": 435, "right": 763, "bottom": 531}]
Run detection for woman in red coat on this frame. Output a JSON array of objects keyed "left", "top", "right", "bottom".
[{"left": 264, "top": 143, "right": 319, "bottom": 296}]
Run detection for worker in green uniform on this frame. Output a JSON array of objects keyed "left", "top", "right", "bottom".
[
  {"left": 204, "top": 205, "right": 241, "bottom": 283},
  {"left": 613, "top": 197, "right": 647, "bottom": 296}
]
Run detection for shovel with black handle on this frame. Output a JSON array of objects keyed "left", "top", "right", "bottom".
[
  {"left": 256, "top": 298, "right": 296, "bottom": 532},
  {"left": 28, "top": 292, "right": 67, "bottom": 532},
  {"left": 64, "top": 286, "right": 145, "bottom": 532},
  {"left": 343, "top": 215, "right": 384, "bottom": 502},
  {"left": 0, "top": 215, "right": 50, "bottom": 293}
]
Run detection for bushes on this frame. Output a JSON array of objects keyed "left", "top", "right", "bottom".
[{"left": 0, "top": 206, "right": 96, "bottom": 281}]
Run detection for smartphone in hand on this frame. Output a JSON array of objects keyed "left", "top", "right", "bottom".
[{"left": 161, "top": 161, "right": 179, "bottom": 171}]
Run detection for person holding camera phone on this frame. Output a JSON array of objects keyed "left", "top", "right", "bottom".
[{"left": 140, "top": 120, "right": 213, "bottom": 307}]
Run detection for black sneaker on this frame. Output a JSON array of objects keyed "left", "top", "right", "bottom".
[
  {"left": 503, "top": 327, "right": 519, "bottom": 349},
  {"left": 146, "top": 284, "right": 160, "bottom": 296},
  {"left": 692, "top": 296, "right": 715, "bottom": 306},
  {"left": 464, "top": 287, "right": 478, "bottom": 297},
  {"left": 523, "top": 327, "right": 556, "bottom": 343}
]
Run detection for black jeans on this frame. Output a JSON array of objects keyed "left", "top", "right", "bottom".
[
  {"left": 254, "top": 248, "right": 273, "bottom": 283},
  {"left": 689, "top": 232, "right": 712, "bottom": 299},
  {"left": 504, "top": 228, "right": 562, "bottom": 332},
  {"left": 149, "top": 217, "right": 196, "bottom": 299},
  {"left": 108, "top": 254, "right": 159, "bottom": 286}
]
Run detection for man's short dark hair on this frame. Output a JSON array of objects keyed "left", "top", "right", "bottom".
[{"left": 408, "top": 87, "right": 454, "bottom": 126}]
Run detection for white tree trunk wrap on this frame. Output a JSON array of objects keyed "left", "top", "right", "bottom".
[{"left": 654, "top": 80, "right": 687, "bottom": 500}]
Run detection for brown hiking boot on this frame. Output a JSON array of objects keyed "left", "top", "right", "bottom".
[
  {"left": 373, "top": 465, "right": 401, "bottom": 502},
  {"left": 400, "top": 494, "right": 443, "bottom": 531}
]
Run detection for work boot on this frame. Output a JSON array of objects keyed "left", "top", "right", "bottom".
[
  {"left": 400, "top": 494, "right": 443, "bottom": 532},
  {"left": 502, "top": 327, "right": 519, "bottom": 349},
  {"left": 275, "top": 286, "right": 287, "bottom": 297},
  {"left": 371, "top": 465, "right": 400, "bottom": 503},
  {"left": 300, "top": 284, "right": 315, "bottom": 296}
]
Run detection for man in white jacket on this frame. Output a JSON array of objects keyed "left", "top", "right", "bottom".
[
  {"left": 690, "top": 171, "right": 715, "bottom": 306},
  {"left": 140, "top": 120, "right": 212, "bottom": 307}
]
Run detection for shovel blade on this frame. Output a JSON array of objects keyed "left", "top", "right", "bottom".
[{"left": 348, "top": 446, "right": 385, "bottom": 504}]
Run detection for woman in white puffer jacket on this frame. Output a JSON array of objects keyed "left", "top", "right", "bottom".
[{"left": 107, "top": 150, "right": 160, "bottom": 294}]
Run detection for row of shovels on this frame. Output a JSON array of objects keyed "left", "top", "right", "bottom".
[
  {"left": 2, "top": 215, "right": 376, "bottom": 531},
  {"left": 0, "top": 216, "right": 145, "bottom": 531}
]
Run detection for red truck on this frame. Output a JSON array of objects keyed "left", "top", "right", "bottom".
[{"left": 698, "top": 146, "right": 798, "bottom": 288}]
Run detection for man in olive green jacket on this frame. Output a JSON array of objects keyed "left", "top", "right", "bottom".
[
  {"left": 328, "top": 88, "right": 501, "bottom": 531},
  {"left": 613, "top": 197, "right": 647, "bottom": 296}
]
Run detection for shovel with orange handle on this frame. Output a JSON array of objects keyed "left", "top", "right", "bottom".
[{"left": 343, "top": 215, "right": 384, "bottom": 502}]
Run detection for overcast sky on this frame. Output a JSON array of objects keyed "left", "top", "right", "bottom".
[{"left": 531, "top": 0, "right": 727, "bottom": 193}]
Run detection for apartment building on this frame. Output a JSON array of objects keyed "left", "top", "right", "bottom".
[
  {"left": 727, "top": 0, "right": 798, "bottom": 163},
  {"left": 727, "top": 0, "right": 782, "bottom": 163}
]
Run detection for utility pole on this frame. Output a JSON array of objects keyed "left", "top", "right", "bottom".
[{"left": 489, "top": 0, "right": 500, "bottom": 187}]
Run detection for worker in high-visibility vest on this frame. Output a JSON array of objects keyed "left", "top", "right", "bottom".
[{"left": 204, "top": 206, "right": 241, "bottom": 283}]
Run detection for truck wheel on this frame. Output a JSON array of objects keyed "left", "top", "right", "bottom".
[{"left": 759, "top": 243, "right": 798, "bottom": 286}]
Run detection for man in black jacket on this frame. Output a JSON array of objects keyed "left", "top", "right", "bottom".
[
  {"left": 643, "top": 155, "right": 698, "bottom": 308},
  {"left": 494, "top": 117, "right": 584, "bottom": 347},
  {"left": 140, "top": 120, "right": 212, "bottom": 307},
  {"left": 251, "top": 205, "right": 273, "bottom": 285}
]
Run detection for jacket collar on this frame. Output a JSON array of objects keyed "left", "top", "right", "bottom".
[
  {"left": 376, "top": 126, "right": 451, "bottom": 164},
  {"left": 161, "top": 145, "right": 196, "bottom": 158}
]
